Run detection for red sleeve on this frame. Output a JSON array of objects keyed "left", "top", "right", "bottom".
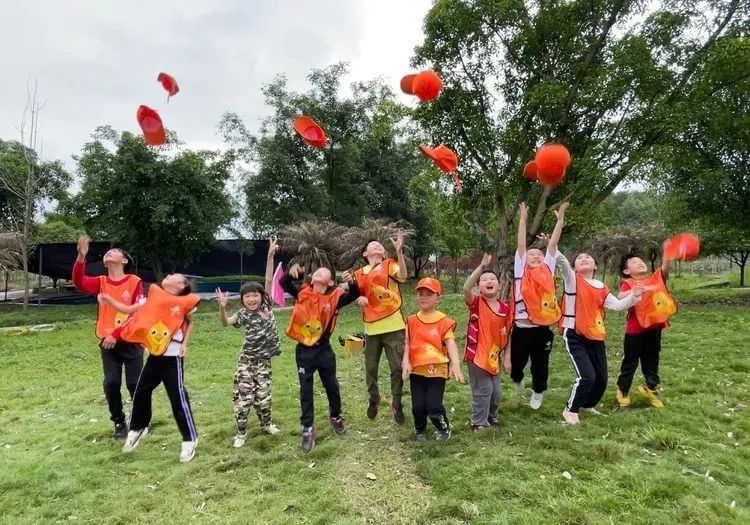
[
  {"left": 72, "top": 260, "right": 101, "bottom": 295},
  {"left": 619, "top": 281, "right": 631, "bottom": 293},
  {"left": 132, "top": 279, "right": 144, "bottom": 303}
]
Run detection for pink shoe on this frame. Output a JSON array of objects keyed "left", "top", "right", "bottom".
[{"left": 562, "top": 409, "right": 580, "bottom": 425}]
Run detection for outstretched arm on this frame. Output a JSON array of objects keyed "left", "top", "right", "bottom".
[
  {"left": 215, "top": 288, "right": 237, "bottom": 326},
  {"left": 72, "top": 236, "right": 101, "bottom": 295},
  {"left": 517, "top": 203, "right": 528, "bottom": 255},
  {"left": 464, "top": 253, "right": 491, "bottom": 305},
  {"left": 265, "top": 236, "right": 278, "bottom": 294},
  {"left": 98, "top": 293, "right": 143, "bottom": 314},
  {"left": 390, "top": 230, "right": 408, "bottom": 283},
  {"left": 547, "top": 202, "right": 569, "bottom": 255}
]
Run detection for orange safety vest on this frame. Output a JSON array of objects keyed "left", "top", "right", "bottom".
[
  {"left": 286, "top": 285, "right": 345, "bottom": 347},
  {"left": 119, "top": 285, "right": 200, "bottom": 355},
  {"left": 354, "top": 258, "right": 403, "bottom": 323},
  {"left": 626, "top": 268, "right": 677, "bottom": 329},
  {"left": 517, "top": 265, "right": 561, "bottom": 326},
  {"left": 95, "top": 275, "right": 142, "bottom": 338},
  {"left": 560, "top": 275, "right": 609, "bottom": 341},
  {"left": 407, "top": 312, "right": 457, "bottom": 368},
  {"left": 464, "top": 296, "right": 512, "bottom": 375}
]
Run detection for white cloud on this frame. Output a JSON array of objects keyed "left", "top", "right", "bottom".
[{"left": 0, "top": 0, "right": 432, "bottom": 171}]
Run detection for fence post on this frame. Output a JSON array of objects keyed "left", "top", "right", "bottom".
[{"left": 37, "top": 245, "right": 43, "bottom": 306}]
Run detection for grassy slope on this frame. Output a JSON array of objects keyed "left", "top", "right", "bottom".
[{"left": 0, "top": 295, "right": 748, "bottom": 525}]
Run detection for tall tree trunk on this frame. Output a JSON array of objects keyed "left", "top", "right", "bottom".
[{"left": 740, "top": 253, "right": 748, "bottom": 288}]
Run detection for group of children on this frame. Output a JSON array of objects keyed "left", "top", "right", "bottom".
[{"left": 73, "top": 201, "right": 677, "bottom": 460}]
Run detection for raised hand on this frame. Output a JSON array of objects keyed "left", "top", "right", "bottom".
[
  {"left": 554, "top": 201, "right": 570, "bottom": 219},
  {"left": 77, "top": 236, "right": 90, "bottom": 260},
  {"left": 268, "top": 235, "right": 279, "bottom": 256},
  {"left": 289, "top": 263, "right": 303, "bottom": 280},
  {"left": 536, "top": 233, "right": 551, "bottom": 246},
  {"left": 390, "top": 230, "right": 405, "bottom": 253},
  {"left": 481, "top": 253, "right": 492, "bottom": 268},
  {"left": 518, "top": 202, "right": 528, "bottom": 220},
  {"left": 215, "top": 287, "right": 229, "bottom": 308}
]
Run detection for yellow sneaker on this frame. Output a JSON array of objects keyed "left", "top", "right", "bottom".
[
  {"left": 638, "top": 386, "right": 664, "bottom": 408},
  {"left": 615, "top": 387, "right": 631, "bottom": 407}
]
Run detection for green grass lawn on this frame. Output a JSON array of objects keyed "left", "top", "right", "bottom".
[{"left": 1, "top": 294, "right": 748, "bottom": 525}]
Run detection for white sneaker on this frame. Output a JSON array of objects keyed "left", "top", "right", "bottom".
[
  {"left": 122, "top": 428, "right": 147, "bottom": 453},
  {"left": 233, "top": 433, "right": 247, "bottom": 448},
  {"left": 513, "top": 381, "right": 525, "bottom": 396},
  {"left": 582, "top": 407, "right": 606, "bottom": 416},
  {"left": 180, "top": 440, "right": 198, "bottom": 463},
  {"left": 261, "top": 424, "right": 280, "bottom": 436},
  {"left": 562, "top": 409, "right": 580, "bottom": 425},
  {"left": 529, "top": 391, "right": 544, "bottom": 410}
]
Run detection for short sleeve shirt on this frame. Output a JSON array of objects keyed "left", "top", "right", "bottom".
[{"left": 234, "top": 296, "right": 281, "bottom": 360}]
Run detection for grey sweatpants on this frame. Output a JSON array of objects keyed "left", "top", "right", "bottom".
[{"left": 468, "top": 360, "right": 501, "bottom": 426}]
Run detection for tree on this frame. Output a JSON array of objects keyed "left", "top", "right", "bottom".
[
  {"left": 411, "top": 0, "right": 748, "bottom": 268},
  {"left": 0, "top": 83, "right": 69, "bottom": 309},
  {"left": 73, "top": 127, "right": 235, "bottom": 277},
  {"left": 219, "top": 63, "right": 430, "bottom": 239},
  {"left": 432, "top": 189, "right": 479, "bottom": 292}
]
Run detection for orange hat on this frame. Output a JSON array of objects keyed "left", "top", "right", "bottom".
[
  {"left": 419, "top": 144, "right": 458, "bottom": 173},
  {"left": 293, "top": 116, "right": 327, "bottom": 148},
  {"left": 416, "top": 277, "right": 442, "bottom": 294},
  {"left": 400, "top": 70, "right": 443, "bottom": 102},
  {"left": 535, "top": 143, "right": 570, "bottom": 186},
  {"left": 664, "top": 233, "right": 701, "bottom": 262},
  {"left": 522, "top": 160, "right": 538, "bottom": 181},
  {"left": 136, "top": 105, "right": 166, "bottom": 146}
]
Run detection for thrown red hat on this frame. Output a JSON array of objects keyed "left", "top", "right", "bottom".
[
  {"left": 535, "top": 143, "right": 571, "bottom": 186},
  {"left": 400, "top": 70, "right": 443, "bottom": 102},
  {"left": 664, "top": 233, "right": 701, "bottom": 262},
  {"left": 522, "top": 161, "right": 538, "bottom": 181},
  {"left": 157, "top": 72, "right": 179, "bottom": 100},
  {"left": 416, "top": 277, "right": 442, "bottom": 294},
  {"left": 136, "top": 105, "right": 166, "bottom": 146},
  {"left": 419, "top": 144, "right": 458, "bottom": 173},
  {"left": 293, "top": 116, "right": 327, "bottom": 148}
]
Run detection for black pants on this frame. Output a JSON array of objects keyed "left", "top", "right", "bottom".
[
  {"left": 510, "top": 326, "right": 554, "bottom": 393},
  {"left": 409, "top": 374, "right": 449, "bottom": 432},
  {"left": 100, "top": 341, "right": 144, "bottom": 424},
  {"left": 616, "top": 329, "right": 662, "bottom": 394},
  {"left": 563, "top": 329, "right": 607, "bottom": 413},
  {"left": 296, "top": 343, "right": 342, "bottom": 428},
  {"left": 129, "top": 355, "right": 198, "bottom": 442}
]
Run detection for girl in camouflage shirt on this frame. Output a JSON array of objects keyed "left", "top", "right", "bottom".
[{"left": 217, "top": 238, "right": 282, "bottom": 448}]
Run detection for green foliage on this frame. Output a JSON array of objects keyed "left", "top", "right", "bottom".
[
  {"left": 219, "top": 63, "right": 432, "bottom": 247},
  {"left": 411, "top": 0, "right": 748, "bottom": 255},
  {"left": 72, "top": 127, "right": 235, "bottom": 276}
]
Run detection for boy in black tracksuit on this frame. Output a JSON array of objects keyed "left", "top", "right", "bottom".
[{"left": 280, "top": 263, "right": 360, "bottom": 453}]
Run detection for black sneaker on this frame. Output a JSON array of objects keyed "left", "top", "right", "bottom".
[
  {"left": 391, "top": 401, "right": 405, "bottom": 425},
  {"left": 415, "top": 431, "right": 428, "bottom": 443},
  {"left": 435, "top": 426, "right": 452, "bottom": 442},
  {"left": 330, "top": 416, "right": 347, "bottom": 436},
  {"left": 367, "top": 394, "right": 380, "bottom": 420},
  {"left": 487, "top": 415, "right": 502, "bottom": 428},
  {"left": 113, "top": 421, "right": 128, "bottom": 440},
  {"left": 301, "top": 426, "right": 316, "bottom": 453}
]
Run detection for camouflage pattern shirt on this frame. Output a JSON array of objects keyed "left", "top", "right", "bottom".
[{"left": 234, "top": 297, "right": 281, "bottom": 359}]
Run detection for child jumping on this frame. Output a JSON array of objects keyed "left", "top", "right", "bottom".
[
  {"left": 280, "top": 262, "right": 360, "bottom": 453},
  {"left": 555, "top": 246, "right": 644, "bottom": 425},
  {"left": 463, "top": 254, "right": 512, "bottom": 430},
  {"left": 615, "top": 252, "right": 676, "bottom": 408},
  {"left": 99, "top": 273, "right": 200, "bottom": 462},
  {"left": 510, "top": 202, "right": 567, "bottom": 410},
  {"left": 402, "top": 278, "right": 465, "bottom": 442},
  {"left": 354, "top": 232, "right": 408, "bottom": 424},
  {"left": 72, "top": 236, "right": 144, "bottom": 439},
  {"left": 217, "top": 237, "right": 282, "bottom": 448}
]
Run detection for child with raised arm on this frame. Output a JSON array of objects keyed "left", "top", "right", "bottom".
[
  {"left": 71, "top": 236, "right": 144, "bottom": 439},
  {"left": 463, "top": 254, "right": 513, "bottom": 430},
  {"left": 99, "top": 273, "right": 200, "bottom": 462},
  {"left": 280, "top": 262, "right": 360, "bottom": 453},
  {"left": 510, "top": 202, "right": 568, "bottom": 410},
  {"left": 402, "top": 278, "right": 465, "bottom": 442},
  {"left": 217, "top": 237, "right": 282, "bottom": 448},
  {"left": 354, "top": 232, "right": 408, "bottom": 424},
  {"left": 555, "top": 242, "right": 644, "bottom": 425},
  {"left": 614, "top": 251, "right": 676, "bottom": 408}
]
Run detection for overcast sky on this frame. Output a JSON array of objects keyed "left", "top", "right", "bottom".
[{"left": 0, "top": 1, "right": 432, "bottom": 171}]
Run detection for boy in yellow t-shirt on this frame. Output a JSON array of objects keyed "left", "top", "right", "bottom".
[
  {"left": 402, "top": 278, "right": 465, "bottom": 442},
  {"left": 354, "top": 231, "right": 408, "bottom": 423}
]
